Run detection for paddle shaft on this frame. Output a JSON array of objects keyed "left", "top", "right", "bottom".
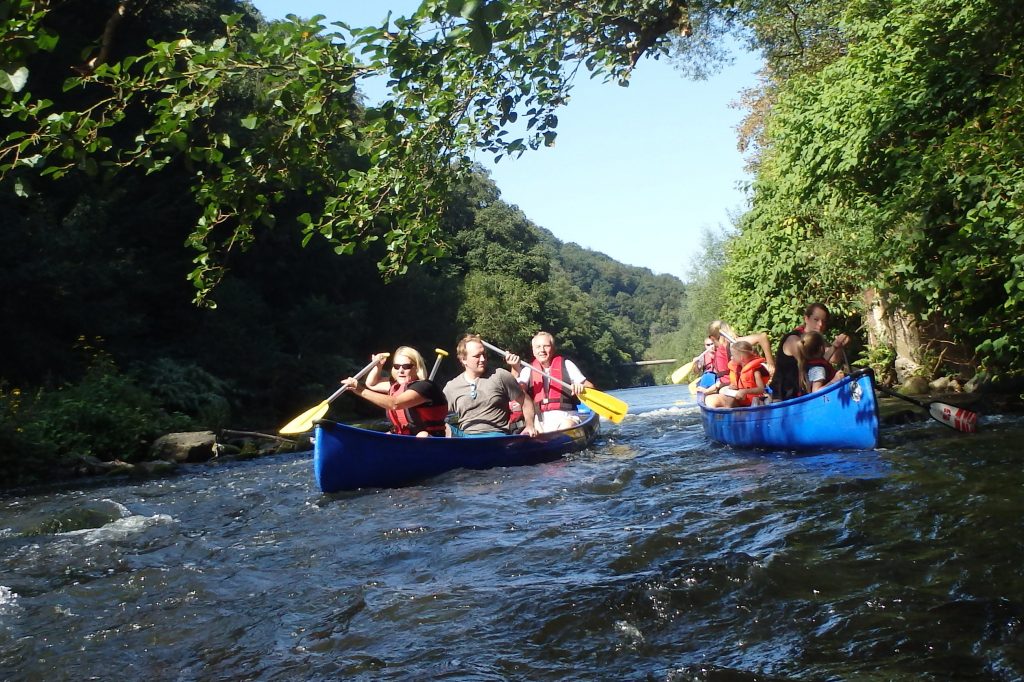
[
  {"left": 317, "top": 356, "right": 385, "bottom": 405},
  {"left": 338, "top": 357, "right": 384, "bottom": 399},
  {"left": 315, "top": 356, "right": 384, "bottom": 408},
  {"left": 480, "top": 340, "right": 576, "bottom": 392},
  {"left": 875, "top": 383, "right": 927, "bottom": 408}
]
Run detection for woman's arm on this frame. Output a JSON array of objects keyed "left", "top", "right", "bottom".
[
  {"left": 342, "top": 380, "right": 428, "bottom": 411},
  {"left": 826, "top": 370, "right": 846, "bottom": 388},
  {"left": 825, "top": 333, "right": 850, "bottom": 368},
  {"left": 737, "top": 332, "right": 774, "bottom": 373},
  {"left": 363, "top": 352, "right": 392, "bottom": 392}
]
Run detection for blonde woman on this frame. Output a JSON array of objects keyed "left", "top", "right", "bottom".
[{"left": 341, "top": 346, "right": 448, "bottom": 437}]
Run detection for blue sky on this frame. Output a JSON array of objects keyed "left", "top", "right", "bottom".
[{"left": 250, "top": 1, "right": 762, "bottom": 281}]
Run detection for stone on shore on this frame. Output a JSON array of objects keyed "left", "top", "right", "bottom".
[{"left": 150, "top": 431, "right": 219, "bottom": 463}]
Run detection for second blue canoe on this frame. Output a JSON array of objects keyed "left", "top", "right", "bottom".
[{"left": 699, "top": 368, "right": 879, "bottom": 450}]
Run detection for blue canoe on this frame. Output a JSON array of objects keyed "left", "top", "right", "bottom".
[
  {"left": 699, "top": 368, "right": 879, "bottom": 450},
  {"left": 313, "top": 412, "right": 600, "bottom": 492}
]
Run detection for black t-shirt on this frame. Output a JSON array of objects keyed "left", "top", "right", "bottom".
[
  {"left": 405, "top": 379, "right": 446, "bottom": 406},
  {"left": 770, "top": 330, "right": 803, "bottom": 400}
]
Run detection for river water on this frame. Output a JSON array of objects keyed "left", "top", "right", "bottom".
[{"left": 2, "top": 385, "right": 1023, "bottom": 680}]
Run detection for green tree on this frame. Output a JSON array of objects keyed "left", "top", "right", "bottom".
[
  {"left": 2, "top": 0, "right": 761, "bottom": 302},
  {"left": 726, "top": 0, "right": 1024, "bottom": 375}
]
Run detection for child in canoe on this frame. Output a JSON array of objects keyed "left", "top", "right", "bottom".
[
  {"left": 801, "top": 331, "right": 846, "bottom": 393},
  {"left": 703, "top": 340, "right": 771, "bottom": 408},
  {"left": 696, "top": 321, "right": 774, "bottom": 391}
]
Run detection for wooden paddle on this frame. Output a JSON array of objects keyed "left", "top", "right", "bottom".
[
  {"left": 670, "top": 360, "right": 694, "bottom": 385},
  {"left": 278, "top": 355, "right": 387, "bottom": 435},
  {"left": 875, "top": 384, "right": 978, "bottom": 433},
  {"left": 480, "top": 340, "right": 628, "bottom": 423}
]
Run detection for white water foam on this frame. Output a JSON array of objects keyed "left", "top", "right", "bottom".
[
  {"left": 60, "top": 513, "right": 176, "bottom": 545},
  {"left": 0, "top": 585, "right": 19, "bottom": 614}
]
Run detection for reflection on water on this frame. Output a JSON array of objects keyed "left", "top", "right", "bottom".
[{"left": 1, "top": 384, "right": 1022, "bottom": 680}]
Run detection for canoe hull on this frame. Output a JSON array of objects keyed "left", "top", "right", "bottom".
[
  {"left": 313, "top": 412, "right": 600, "bottom": 492},
  {"left": 699, "top": 369, "right": 879, "bottom": 450}
]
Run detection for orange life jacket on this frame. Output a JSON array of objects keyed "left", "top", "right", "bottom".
[
  {"left": 386, "top": 383, "right": 448, "bottom": 436},
  {"left": 528, "top": 356, "right": 577, "bottom": 412},
  {"left": 727, "top": 356, "right": 769, "bottom": 407}
]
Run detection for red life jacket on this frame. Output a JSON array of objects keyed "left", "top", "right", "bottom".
[
  {"left": 727, "top": 356, "right": 769, "bottom": 407},
  {"left": 508, "top": 399, "right": 523, "bottom": 427},
  {"left": 528, "top": 356, "right": 576, "bottom": 412},
  {"left": 386, "top": 383, "right": 448, "bottom": 436},
  {"left": 701, "top": 348, "right": 716, "bottom": 371},
  {"left": 712, "top": 343, "right": 731, "bottom": 378},
  {"left": 805, "top": 357, "right": 837, "bottom": 386}
]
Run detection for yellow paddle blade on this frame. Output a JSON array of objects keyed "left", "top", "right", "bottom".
[
  {"left": 688, "top": 377, "right": 699, "bottom": 395},
  {"left": 578, "top": 387, "right": 628, "bottom": 424},
  {"left": 278, "top": 356, "right": 383, "bottom": 435},
  {"left": 278, "top": 400, "right": 330, "bottom": 435},
  {"left": 670, "top": 360, "right": 694, "bottom": 384}
]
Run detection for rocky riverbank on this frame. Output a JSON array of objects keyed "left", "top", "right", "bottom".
[{"left": 50, "top": 429, "right": 309, "bottom": 487}]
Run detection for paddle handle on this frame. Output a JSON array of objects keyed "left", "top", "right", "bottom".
[
  {"left": 331, "top": 355, "right": 389, "bottom": 403},
  {"left": 428, "top": 348, "right": 448, "bottom": 381},
  {"left": 480, "top": 340, "right": 571, "bottom": 390}
]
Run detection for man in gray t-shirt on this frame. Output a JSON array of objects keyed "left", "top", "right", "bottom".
[{"left": 444, "top": 335, "right": 537, "bottom": 436}]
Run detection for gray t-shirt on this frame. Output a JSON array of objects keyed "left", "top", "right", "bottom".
[{"left": 444, "top": 367, "right": 524, "bottom": 434}]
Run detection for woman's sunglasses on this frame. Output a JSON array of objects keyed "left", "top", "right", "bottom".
[{"left": 393, "top": 363, "right": 415, "bottom": 370}]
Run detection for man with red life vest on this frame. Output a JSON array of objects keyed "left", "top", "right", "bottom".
[
  {"left": 692, "top": 336, "right": 718, "bottom": 389},
  {"left": 703, "top": 340, "right": 771, "bottom": 408},
  {"left": 341, "top": 347, "right": 449, "bottom": 437},
  {"left": 770, "top": 302, "right": 850, "bottom": 401},
  {"left": 512, "top": 331, "right": 594, "bottom": 433}
]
